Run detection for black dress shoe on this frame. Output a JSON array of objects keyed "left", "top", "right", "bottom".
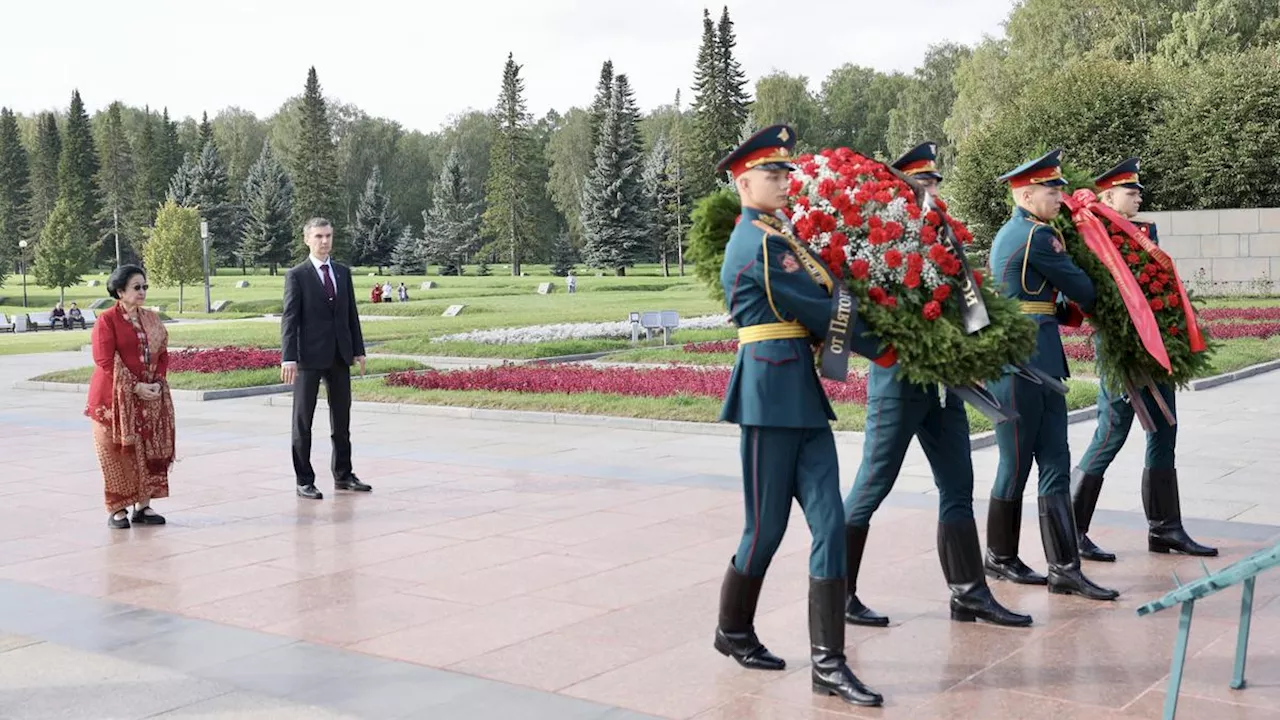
[
  {"left": 296, "top": 484, "right": 324, "bottom": 500},
  {"left": 131, "top": 507, "right": 166, "bottom": 525},
  {"left": 1143, "top": 469, "right": 1218, "bottom": 557},
  {"left": 335, "top": 476, "right": 372, "bottom": 492},
  {"left": 1040, "top": 493, "right": 1119, "bottom": 601},
  {"left": 845, "top": 595, "right": 890, "bottom": 627},
  {"left": 108, "top": 511, "right": 130, "bottom": 529},
  {"left": 939, "top": 520, "right": 1034, "bottom": 627},
  {"left": 810, "top": 577, "right": 883, "bottom": 707}
]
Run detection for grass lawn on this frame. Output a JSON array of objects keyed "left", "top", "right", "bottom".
[
  {"left": 349, "top": 376, "right": 1100, "bottom": 434},
  {"left": 31, "top": 358, "right": 424, "bottom": 390}
]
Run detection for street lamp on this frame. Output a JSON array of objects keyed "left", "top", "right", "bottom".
[
  {"left": 17, "top": 239, "right": 28, "bottom": 308},
  {"left": 200, "top": 220, "right": 211, "bottom": 314}
]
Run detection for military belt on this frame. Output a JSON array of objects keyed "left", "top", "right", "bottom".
[
  {"left": 738, "top": 322, "right": 809, "bottom": 344},
  {"left": 1019, "top": 301, "right": 1056, "bottom": 315}
]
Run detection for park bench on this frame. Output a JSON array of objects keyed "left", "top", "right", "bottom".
[
  {"left": 26, "top": 312, "right": 59, "bottom": 331},
  {"left": 0, "top": 314, "right": 14, "bottom": 333}
]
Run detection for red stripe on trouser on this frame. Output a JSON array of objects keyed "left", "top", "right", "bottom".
[{"left": 745, "top": 428, "right": 761, "bottom": 571}]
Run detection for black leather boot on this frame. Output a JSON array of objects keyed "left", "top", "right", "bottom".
[
  {"left": 810, "top": 577, "right": 883, "bottom": 707},
  {"left": 984, "top": 497, "right": 1047, "bottom": 585},
  {"left": 844, "top": 525, "right": 889, "bottom": 626},
  {"left": 713, "top": 560, "right": 786, "bottom": 671},
  {"left": 939, "top": 519, "right": 1032, "bottom": 627},
  {"left": 1070, "top": 467, "right": 1115, "bottom": 562},
  {"left": 1143, "top": 469, "right": 1218, "bottom": 557},
  {"left": 1039, "top": 494, "right": 1119, "bottom": 601}
]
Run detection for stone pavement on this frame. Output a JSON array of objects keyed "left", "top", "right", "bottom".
[{"left": 1, "top": 349, "right": 1279, "bottom": 719}]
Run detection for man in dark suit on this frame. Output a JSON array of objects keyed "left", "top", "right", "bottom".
[{"left": 280, "top": 217, "right": 371, "bottom": 500}]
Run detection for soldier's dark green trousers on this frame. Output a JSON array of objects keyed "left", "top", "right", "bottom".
[
  {"left": 732, "top": 425, "right": 846, "bottom": 579},
  {"left": 1078, "top": 380, "right": 1177, "bottom": 473},
  {"left": 990, "top": 374, "right": 1071, "bottom": 500},
  {"left": 843, "top": 389, "right": 975, "bottom": 526}
]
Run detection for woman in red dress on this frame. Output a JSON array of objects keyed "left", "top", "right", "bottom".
[{"left": 85, "top": 265, "right": 176, "bottom": 529}]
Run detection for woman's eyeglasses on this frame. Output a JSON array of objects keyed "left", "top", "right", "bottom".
[{"left": 131, "top": 284, "right": 149, "bottom": 291}]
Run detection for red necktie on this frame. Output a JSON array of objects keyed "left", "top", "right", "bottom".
[{"left": 321, "top": 264, "right": 336, "bottom": 300}]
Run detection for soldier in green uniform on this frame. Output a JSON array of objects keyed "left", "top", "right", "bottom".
[
  {"left": 841, "top": 142, "right": 1032, "bottom": 629},
  {"left": 983, "top": 149, "right": 1119, "bottom": 601},
  {"left": 1071, "top": 158, "right": 1217, "bottom": 562},
  {"left": 712, "top": 125, "right": 893, "bottom": 708}
]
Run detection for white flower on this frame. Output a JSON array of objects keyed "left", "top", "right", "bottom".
[{"left": 434, "top": 314, "right": 732, "bottom": 345}]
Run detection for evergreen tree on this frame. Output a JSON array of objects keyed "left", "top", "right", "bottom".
[
  {"left": 348, "top": 165, "right": 401, "bottom": 271},
  {"left": 423, "top": 146, "right": 481, "bottom": 276},
  {"left": 128, "top": 109, "right": 167, "bottom": 241},
  {"left": 169, "top": 142, "right": 237, "bottom": 268},
  {"left": 580, "top": 73, "right": 649, "bottom": 276},
  {"left": 687, "top": 7, "right": 751, "bottom": 199},
  {"left": 549, "top": 229, "right": 577, "bottom": 276},
  {"left": 57, "top": 90, "right": 101, "bottom": 262},
  {"left": 197, "top": 111, "right": 214, "bottom": 152},
  {"left": 96, "top": 101, "right": 136, "bottom": 265},
  {"left": 28, "top": 112, "right": 61, "bottom": 239},
  {"left": 475, "top": 253, "right": 491, "bottom": 275},
  {"left": 389, "top": 224, "right": 424, "bottom": 274},
  {"left": 482, "top": 53, "right": 541, "bottom": 276},
  {"left": 642, "top": 135, "right": 681, "bottom": 277},
  {"left": 290, "top": 67, "right": 344, "bottom": 261},
  {"left": 588, "top": 60, "right": 614, "bottom": 150},
  {"left": 33, "top": 197, "right": 91, "bottom": 303},
  {"left": 0, "top": 108, "right": 31, "bottom": 286},
  {"left": 160, "top": 108, "right": 184, "bottom": 186},
  {"left": 239, "top": 140, "right": 294, "bottom": 273},
  {"left": 145, "top": 200, "right": 204, "bottom": 311}
]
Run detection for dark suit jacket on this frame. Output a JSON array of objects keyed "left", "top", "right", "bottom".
[{"left": 281, "top": 259, "right": 365, "bottom": 369}]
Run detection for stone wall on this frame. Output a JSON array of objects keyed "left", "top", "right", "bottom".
[{"left": 1137, "top": 207, "right": 1280, "bottom": 295}]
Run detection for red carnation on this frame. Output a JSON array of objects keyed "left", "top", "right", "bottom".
[
  {"left": 868, "top": 286, "right": 887, "bottom": 304},
  {"left": 819, "top": 148, "right": 835, "bottom": 159},
  {"left": 925, "top": 211, "right": 940, "bottom": 226},
  {"left": 1145, "top": 263, "right": 1160, "bottom": 276},
  {"left": 869, "top": 216, "right": 883, "bottom": 230},
  {"left": 906, "top": 252, "right": 924, "bottom": 271},
  {"left": 869, "top": 228, "right": 888, "bottom": 245},
  {"left": 923, "top": 300, "right": 942, "bottom": 321},
  {"left": 1158, "top": 272, "right": 1170, "bottom": 284},
  {"left": 1126, "top": 253, "right": 1141, "bottom": 264},
  {"left": 802, "top": 162, "right": 819, "bottom": 176},
  {"left": 1150, "top": 297, "right": 1165, "bottom": 311},
  {"left": 928, "top": 244, "right": 950, "bottom": 263},
  {"left": 884, "top": 221, "right": 904, "bottom": 240},
  {"left": 1167, "top": 294, "right": 1179, "bottom": 307},
  {"left": 831, "top": 192, "right": 853, "bottom": 213},
  {"left": 818, "top": 213, "right": 837, "bottom": 233},
  {"left": 850, "top": 259, "right": 871, "bottom": 280},
  {"left": 921, "top": 226, "right": 938, "bottom": 245},
  {"left": 941, "top": 256, "right": 963, "bottom": 276},
  {"left": 885, "top": 249, "right": 903, "bottom": 268},
  {"left": 794, "top": 217, "right": 814, "bottom": 240},
  {"left": 1150, "top": 282, "right": 1164, "bottom": 295},
  {"left": 884, "top": 296, "right": 898, "bottom": 309},
  {"left": 817, "top": 178, "right": 837, "bottom": 199},
  {"left": 1168, "top": 324, "right": 1180, "bottom": 335},
  {"left": 973, "top": 269, "right": 985, "bottom": 287},
  {"left": 904, "top": 271, "right": 921, "bottom": 289},
  {"left": 907, "top": 205, "right": 922, "bottom": 220},
  {"left": 933, "top": 284, "right": 952, "bottom": 302},
  {"left": 1137, "top": 273, "right": 1150, "bottom": 285},
  {"left": 1111, "top": 235, "right": 1125, "bottom": 248},
  {"left": 829, "top": 231, "right": 848, "bottom": 248},
  {"left": 788, "top": 178, "right": 802, "bottom": 195},
  {"left": 842, "top": 210, "right": 864, "bottom": 228},
  {"left": 795, "top": 195, "right": 811, "bottom": 210}
]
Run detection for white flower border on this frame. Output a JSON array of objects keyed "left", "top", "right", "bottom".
[{"left": 434, "top": 314, "right": 732, "bottom": 345}]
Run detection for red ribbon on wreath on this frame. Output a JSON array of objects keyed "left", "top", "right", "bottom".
[
  {"left": 1087, "top": 202, "right": 1206, "bottom": 353},
  {"left": 1062, "top": 189, "right": 1172, "bottom": 374}
]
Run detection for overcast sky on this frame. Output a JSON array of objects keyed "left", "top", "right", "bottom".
[{"left": 3, "top": 0, "right": 1015, "bottom": 132}]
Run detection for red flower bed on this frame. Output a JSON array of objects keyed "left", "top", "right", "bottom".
[
  {"left": 168, "top": 347, "right": 282, "bottom": 373},
  {"left": 1062, "top": 321, "right": 1280, "bottom": 340},
  {"left": 386, "top": 365, "right": 869, "bottom": 404},
  {"left": 1063, "top": 341, "right": 1096, "bottom": 362},
  {"left": 1199, "top": 307, "right": 1280, "bottom": 321}
]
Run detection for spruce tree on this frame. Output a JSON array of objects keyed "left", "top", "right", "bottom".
[
  {"left": 197, "top": 111, "right": 214, "bottom": 152},
  {"left": 348, "top": 165, "right": 401, "bottom": 271},
  {"left": 169, "top": 142, "right": 237, "bottom": 268},
  {"left": 642, "top": 135, "right": 680, "bottom": 277},
  {"left": 167, "top": 153, "right": 198, "bottom": 207},
  {"left": 389, "top": 224, "right": 424, "bottom": 275},
  {"left": 28, "top": 112, "right": 61, "bottom": 238},
  {"left": 290, "top": 67, "right": 344, "bottom": 261},
  {"left": 160, "top": 108, "right": 184, "bottom": 186},
  {"left": 687, "top": 7, "right": 751, "bottom": 199},
  {"left": 0, "top": 108, "right": 31, "bottom": 285},
  {"left": 34, "top": 197, "right": 91, "bottom": 303},
  {"left": 96, "top": 101, "right": 136, "bottom": 265},
  {"left": 588, "top": 60, "right": 614, "bottom": 150},
  {"left": 549, "top": 230, "right": 577, "bottom": 276},
  {"left": 57, "top": 90, "right": 101, "bottom": 261},
  {"left": 580, "top": 73, "right": 648, "bottom": 276},
  {"left": 239, "top": 140, "right": 294, "bottom": 273},
  {"left": 482, "top": 53, "right": 541, "bottom": 276},
  {"left": 423, "top": 146, "right": 481, "bottom": 276},
  {"left": 129, "top": 109, "right": 166, "bottom": 240}
]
